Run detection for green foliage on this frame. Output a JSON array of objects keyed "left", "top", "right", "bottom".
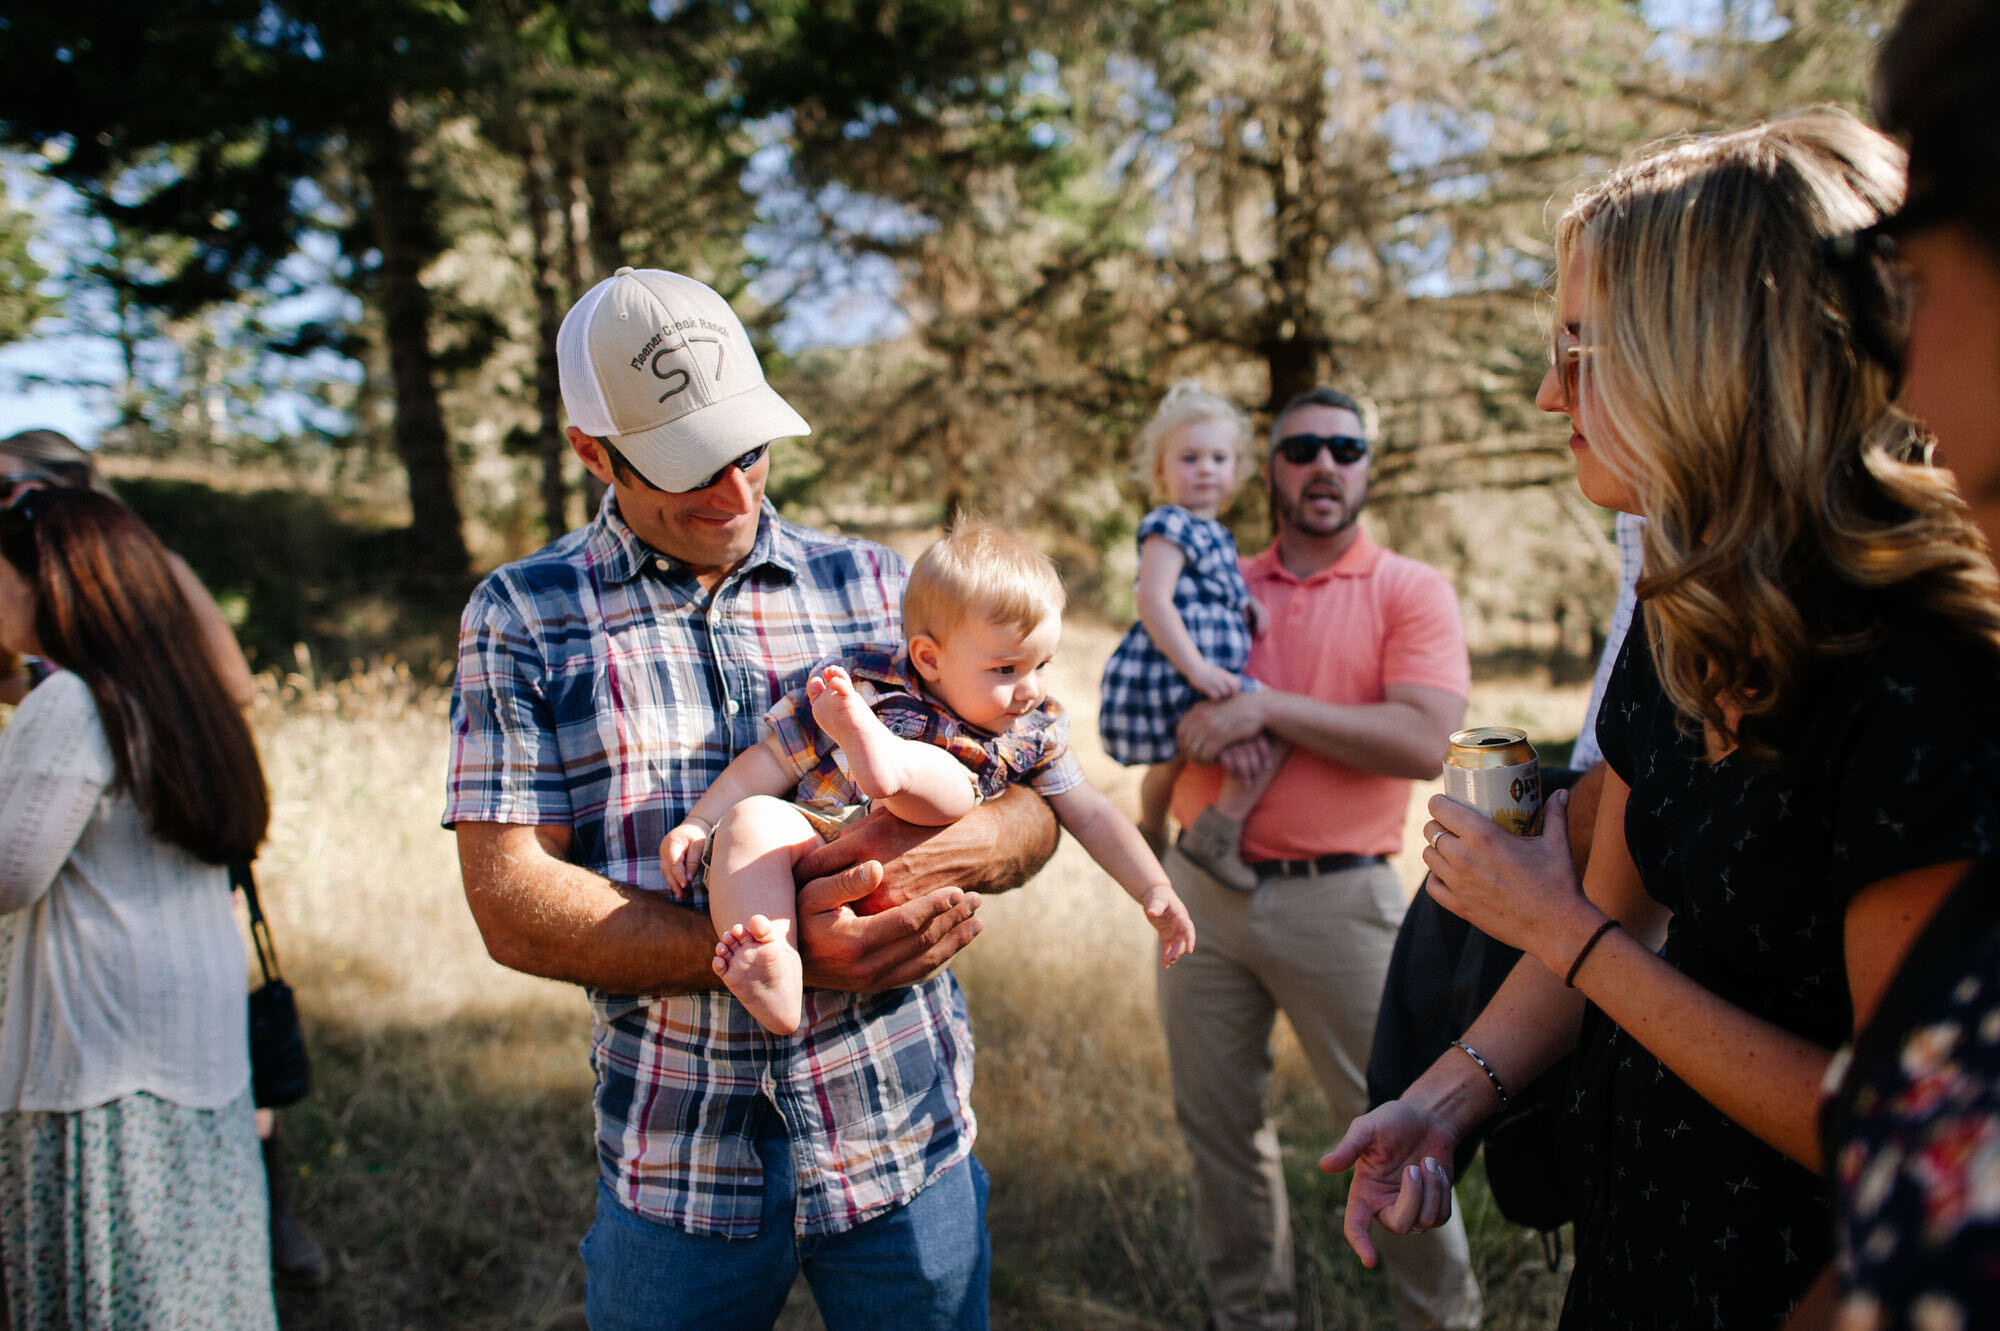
[
  {"left": 114, "top": 475, "right": 468, "bottom": 674},
  {"left": 0, "top": 177, "right": 53, "bottom": 345}
]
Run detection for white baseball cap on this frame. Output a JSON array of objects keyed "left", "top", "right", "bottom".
[{"left": 556, "top": 267, "right": 810, "bottom": 490}]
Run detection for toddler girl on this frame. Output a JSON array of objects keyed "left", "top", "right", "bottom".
[
  {"left": 1099, "top": 381, "right": 1280, "bottom": 890},
  {"left": 662, "top": 521, "right": 1196, "bottom": 1035}
]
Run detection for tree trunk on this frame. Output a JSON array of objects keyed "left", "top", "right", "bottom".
[
  {"left": 363, "top": 95, "right": 469, "bottom": 580},
  {"left": 522, "top": 123, "right": 570, "bottom": 539},
  {"left": 559, "top": 122, "right": 607, "bottom": 519}
]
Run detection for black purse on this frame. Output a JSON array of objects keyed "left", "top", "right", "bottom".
[{"left": 232, "top": 861, "right": 312, "bottom": 1109}]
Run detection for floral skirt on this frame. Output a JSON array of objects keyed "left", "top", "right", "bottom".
[{"left": 0, "top": 1087, "right": 276, "bottom": 1330}]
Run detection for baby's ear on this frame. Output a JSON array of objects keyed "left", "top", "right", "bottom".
[{"left": 907, "top": 633, "right": 944, "bottom": 682}]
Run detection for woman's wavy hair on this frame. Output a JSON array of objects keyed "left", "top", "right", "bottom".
[
  {"left": 0, "top": 489, "right": 268, "bottom": 862},
  {"left": 1554, "top": 107, "right": 2000, "bottom": 763},
  {"left": 1129, "top": 380, "right": 1255, "bottom": 501}
]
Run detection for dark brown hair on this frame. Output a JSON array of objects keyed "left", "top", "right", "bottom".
[
  {"left": 1875, "top": 0, "right": 2000, "bottom": 261},
  {"left": 0, "top": 489, "right": 268, "bottom": 863}
]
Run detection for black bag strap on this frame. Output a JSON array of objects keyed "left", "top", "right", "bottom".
[{"left": 230, "top": 860, "right": 284, "bottom": 987}]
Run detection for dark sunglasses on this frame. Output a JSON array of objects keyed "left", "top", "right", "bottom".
[
  {"left": 606, "top": 441, "right": 769, "bottom": 494},
  {"left": 1273, "top": 433, "right": 1369, "bottom": 466}
]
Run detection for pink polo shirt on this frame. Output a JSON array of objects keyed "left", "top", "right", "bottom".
[{"left": 1170, "top": 530, "right": 1469, "bottom": 861}]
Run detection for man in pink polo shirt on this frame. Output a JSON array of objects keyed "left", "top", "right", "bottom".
[{"left": 1162, "top": 387, "right": 1481, "bottom": 1331}]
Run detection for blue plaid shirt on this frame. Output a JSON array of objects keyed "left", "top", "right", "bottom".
[{"left": 443, "top": 494, "right": 976, "bottom": 1238}]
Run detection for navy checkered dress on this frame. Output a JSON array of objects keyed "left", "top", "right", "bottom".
[{"left": 1097, "top": 505, "right": 1256, "bottom": 765}]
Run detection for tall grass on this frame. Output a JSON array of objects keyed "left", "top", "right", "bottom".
[{"left": 254, "top": 629, "right": 1584, "bottom": 1329}]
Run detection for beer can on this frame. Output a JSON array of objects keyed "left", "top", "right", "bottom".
[{"left": 1442, "top": 726, "right": 1542, "bottom": 836}]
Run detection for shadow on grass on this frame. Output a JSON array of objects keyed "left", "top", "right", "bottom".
[
  {"left": 272, "top": 983, "right": 1568, "bottom": 1331},
  {"left": 116, "top": 477, "right": 474, "bottom": 679},
  {"left": 272, "top": 997, "right": 597, "bottom": 1331}
]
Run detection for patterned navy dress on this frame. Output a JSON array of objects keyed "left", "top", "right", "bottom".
[
  {"left": 1559, "top": 618, "right": 2000, "bottom": 1330},
  {"left": 1098, "top": 504, "right": 1255, "bottom": 766}
]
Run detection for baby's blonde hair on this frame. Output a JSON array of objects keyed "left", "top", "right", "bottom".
[
  {"left": 1129, "top": 380, "right": 1254, "bottom": 500},
  {"left": 903, "top": 520, "right": 1067, "bottom": 643}
]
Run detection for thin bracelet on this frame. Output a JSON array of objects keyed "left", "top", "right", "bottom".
[
  {"left": 684, "top": 813, "right": 715, "bottom": 834},
  {"left": 1450, "top": 1039, "right": 1509, "bottom": 1108},
  {"left": 1565, "top": 918, "right": 1622, "bottom": 988}
]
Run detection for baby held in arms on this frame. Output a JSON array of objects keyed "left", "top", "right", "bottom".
[{"left": 662, "top": 520, "right": 1196, "bottom": 1034}]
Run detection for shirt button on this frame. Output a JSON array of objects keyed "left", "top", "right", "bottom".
[
  {"left": 727, "top": 699, "right": 741, "bottom": 715},
  {"left": 654, "top": 557, "right": 671, "bottom": 573}
]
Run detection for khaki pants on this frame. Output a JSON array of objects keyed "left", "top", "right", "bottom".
[{"left": 1158, "top": 849, "right": 1482, "bottom": 1331}]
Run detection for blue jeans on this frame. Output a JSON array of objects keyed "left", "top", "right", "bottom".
[{"left": 580, "top": 1101, "right": 990, "bottom": 1331}]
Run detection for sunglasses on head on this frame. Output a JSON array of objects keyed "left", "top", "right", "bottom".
[
  {"left": 1272, "top": 433, "right": 1369, "bottom": 466},
  {"left": 606, "top": 441, "right": 770, "bottom": 494},
  {"left": 1, "top": 472, "right": 56, "bottom": 504}
]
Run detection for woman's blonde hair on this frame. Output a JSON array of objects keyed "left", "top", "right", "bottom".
[
  {"left": 903, "top": 519, "right": 1067, "bottom": 643},
  {"left": 1556, "top": 107, "right": 2000, "bottom": 762},
  {"left": 1129, "top": 380, "right": 1255, "bottom": 500}
]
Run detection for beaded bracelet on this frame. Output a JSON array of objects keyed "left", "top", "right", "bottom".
[
  {"left": 1450, "top": 1039, "right": 1509, "bottom": 1108},
  {"left": 1565, "top": 918, "right": 1622, "bottom": 988}
]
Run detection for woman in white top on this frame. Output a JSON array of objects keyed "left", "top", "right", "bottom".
[{"left": 0, "top": 487, "right": 276, "bottom": 1328}]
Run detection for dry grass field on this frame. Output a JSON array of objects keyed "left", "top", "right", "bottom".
[{"left": 248, "top": 624, "right": 1590, "bottom": 1330}]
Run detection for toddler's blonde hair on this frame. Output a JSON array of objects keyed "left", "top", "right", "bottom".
[
  {"left": 1129, "top": 380, "right": 1254, "bottom": 500},
  {"left": 903, "top": 520, "right": 1067, "bottom": 642}
]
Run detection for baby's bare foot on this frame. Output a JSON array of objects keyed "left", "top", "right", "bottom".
[
  {"left": 714, "top": 914, "right": 803, "bottom": 1035},
  {"left": 806, "top": 666, "right": 910, "bottom": 800}
]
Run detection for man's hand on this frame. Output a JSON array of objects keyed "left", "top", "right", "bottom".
[
  {"left": 795, "top": 856, "right": 982, "bottom": 992},
  {"left": 795, "top": 786, "right": 1057, "bottom": 914},
  {"left": 1177, "top": 693, "right": 1268, "bottom": 764}
]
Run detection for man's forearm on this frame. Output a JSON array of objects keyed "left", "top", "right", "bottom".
[
  {"left": 1251, "top": 684, "right": 1464, "bottom": 780},
  {"left": 457, "top": 823, "right": 722, "bottom": 995},
  {"left": 962, "top": 783, "right": 1061, "bottom": 892}
]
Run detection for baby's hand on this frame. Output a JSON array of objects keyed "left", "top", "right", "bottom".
[
  {"left": 1245, "top": 598, "right": 1270, "bottom": 638},
  {"left": 660, "top": 817, "right": 712, "bottom": 891},
  {"left": 1191, "top": 662, "right": 1242, "bottom": 701},
  {"left": 1143, "top": 884, "right": 1197, "bottom": 967}
]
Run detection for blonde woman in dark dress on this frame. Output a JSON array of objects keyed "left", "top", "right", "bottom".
[{"left": 1326, "top": 108, "right": 2000, "bottom": 1330}]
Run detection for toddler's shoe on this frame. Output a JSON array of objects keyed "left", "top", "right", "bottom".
[{"left": 1176, "top": 808, "right": 1259, "bottom": 892}]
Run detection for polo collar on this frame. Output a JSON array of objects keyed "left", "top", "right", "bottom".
[{"left": 1249, "top": 529, "right": 1383, "bottom": 585}]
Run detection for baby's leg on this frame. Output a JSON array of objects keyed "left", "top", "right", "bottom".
[
  {"left": 707, "top": 796, "right": 822, "bottom": 1035},
  {"left": 807, "top": 666, "right": 977, "bottom": 825},
  {"left": 1213, "top": 740, "right": 1290, "bottom": 822},
  {"left": 1138, "top": 757, "right": 1184, "bottom": 856}
]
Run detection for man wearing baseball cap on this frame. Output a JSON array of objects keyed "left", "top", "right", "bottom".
[{"left": 444, "top": 268, "right": 1056, "bottom": 1329}]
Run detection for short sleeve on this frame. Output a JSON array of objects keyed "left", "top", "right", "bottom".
[
  {"left": 1136, "top": 505, "right": 1200, "bottom": 558},
  {"left": 1379, "top": 557, "right": 1471, "bottom": 698},
  {"left": 443, "top": 583, "right": 574, "bottom": 829},
  {"left": 1025, "top": 750, "right": 1086, "bottom": 799},
  {"left": 1821, "top": 628, "right": 2000, "bottom": 906}
]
